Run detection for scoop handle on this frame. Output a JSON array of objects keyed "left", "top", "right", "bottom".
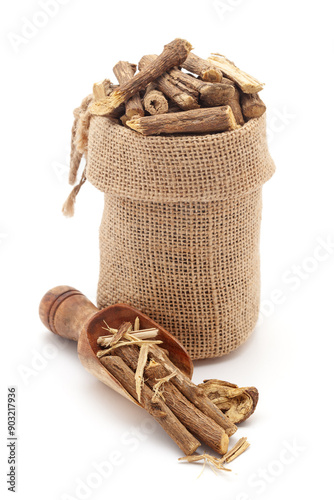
[{"left": 39, "top": 286, "right": 99, "bottom": 341}]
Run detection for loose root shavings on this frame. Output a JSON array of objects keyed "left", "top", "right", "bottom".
[
  {"left": 102, "top": 320, "right": 118, "bottom": 334},
  {"left": 127, "top": 329, "right": 159, "bottom": 340},
  {"left": 178, "top": 437, "right": 250, "bottom": 474},
  {"left": 135, "top": 344, "right": 149, "bottom": 402},
  {"left": 123, "top": 328, "right": 159, "bottom": 342},
  {"left": 222, "top": 437, "right": 250, "bottom": 463},
  {"left": 100, "top": 321, "right": 132, "bottom": 348},
  {"left": 178, "top": 453, "right": 231, "bottom": 473},
  {"left": 152, "top": 370, "right": 178, "bottom": 402},
  {"left": 134, "top": 316, "right": 140, "bottom": 331},
  {"left": 97, "top": 321, "right": 161, "bottom": 356},
  {"left": 97, "top": 339, "right": 163, "bottom": 358},
  {"left": 98, "top": 325, "right": 159, "bottom": 347}
]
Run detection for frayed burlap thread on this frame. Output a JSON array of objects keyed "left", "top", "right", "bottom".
[
  {"left": 69, "top": 94, "right": 93, "bottom": 185},
  {"left": 64, "top": 94, "right": 93, "bottom": 217},
  {"left": 86, "top": 114, "right": 275, "bottom": 360}
]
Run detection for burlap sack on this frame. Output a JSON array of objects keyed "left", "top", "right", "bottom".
[{"left": 86, "top": 114, "right": 275, "bottom": 360}]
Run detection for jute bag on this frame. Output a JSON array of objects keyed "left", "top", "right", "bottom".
[{"left": 83, "top": 113, "right": 274, "bottom": 360}]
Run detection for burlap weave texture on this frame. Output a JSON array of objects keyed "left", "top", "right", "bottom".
[{"left": 87, "top": 114, "right": 275, "bottom": 359}]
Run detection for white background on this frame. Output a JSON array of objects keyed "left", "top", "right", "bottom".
[{"left": 1, "top": 1, "right": 333, "bottom": 499}]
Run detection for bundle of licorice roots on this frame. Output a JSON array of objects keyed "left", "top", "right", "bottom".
[
  {"left": 97, "top": 317, "right": 259, "bottom": 470},
  {"left": 88, "top": 38, "right": 266, "bottom": 136}
]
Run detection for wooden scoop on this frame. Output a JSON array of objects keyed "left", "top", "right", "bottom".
[{"left": 39, "top": 286, "right": 193, "bottom": 406}]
